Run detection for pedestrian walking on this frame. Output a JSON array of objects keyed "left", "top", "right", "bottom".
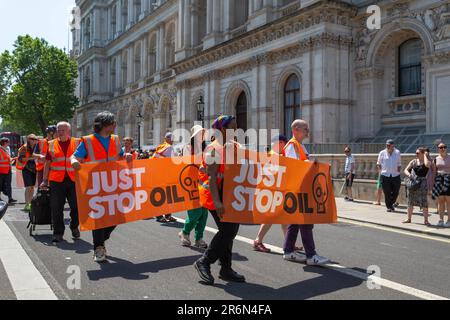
[
  {"left": 431, "top": 142, "right": 450, "bottom": 227},
  {"left": 344, "top": 147, "right": 356, "bottom": 202},
  {"left": 178, "top": 125, "right": 209, "bottom": 249},
  {"left": 0, "top": 138, "right": 17, "bottom": 204},
  {"left": 403, "top": 148, "right": 431, "bottom": 226},
  {"left": 253, "top": 134, "right": 303, "bottom": 253},
  {"left": 17, "top": 134, "right": 39, "bottom": 212},
  {"left": 377, "top": 140, "right": 402, "bottom": 212},
  {"left": 282, "top": 119, "right": 329, "bottom": 266},
  {"left": 71, "top": 111, "right": 134, "bottom": 262},
  {"left": 34, "top": 126, "right": 56, "bottom": 186},
  {"left": 40, "top": 122, "right": 81, "bottom": 243},
  {"left": 153, "top": 132, "right": 177, "bottom": 223},
  {"left": 194, "top": 115, "right": 246, "bottom": 285}
]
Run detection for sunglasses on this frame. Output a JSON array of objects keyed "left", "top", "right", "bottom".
[{"left": 439, "top": 146, "right": 447, "bottom": 149}]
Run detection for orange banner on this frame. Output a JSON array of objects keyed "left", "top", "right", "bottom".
[
  {"left": 75, "top": 157, "right": 201, "bottom": 231},
  {"left": 222, "top": 150, "right": 337, "bottom": 225}
]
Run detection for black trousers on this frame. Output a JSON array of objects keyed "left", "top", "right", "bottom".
[
  {"left": 203, "top": 210, "right": 240, "bottom": 270},
  {"left": 0, "top": 172, "right": 12, "bottom": 199},
  {"left": 50, "top": 177, "right": 79, "bottom": 236},
  {"left": 380, "top": 175, "right": 401, "bottom": 209},
  {"left": 92, "top": 226, "right": 116, "bottom": 249}
]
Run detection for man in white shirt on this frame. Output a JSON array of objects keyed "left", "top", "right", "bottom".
[
  {"left": 282, "top": 119, "right": 329, "bottom": 266},
  {"left": 344, "top": 147, "right": 356, "bottom": 201},
  {"left": 377, "top": 139, "right": 402, "bottom": 212}
]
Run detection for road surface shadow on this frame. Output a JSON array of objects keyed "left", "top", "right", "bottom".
[
  {"left": 86, "top": 254, "right": 203, "bottom": 281},
  {"left": 31, "top": 234, "right": 92, "bottom": 254},
  {"left": 215, "top": 266, "right": 364, "bottom": 300}
]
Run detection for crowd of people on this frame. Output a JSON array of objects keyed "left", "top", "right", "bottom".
[{"left": 342, "top": 140, "right": 450, "bottom": 227}]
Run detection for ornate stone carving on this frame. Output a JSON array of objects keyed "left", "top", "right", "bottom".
[
  {"left": 355, "top": 67, "right": 384, "bottom": 81},
  {"left": 424, "top": 51, "right": 450, "bottom": 65}
]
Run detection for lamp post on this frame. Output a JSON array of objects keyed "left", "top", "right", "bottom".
[
  {"left": 196, "top": 95, "right": 205, "bottom": 128},
  {"left": 136, "top": 112, "right": 144, "bottom": 151}
]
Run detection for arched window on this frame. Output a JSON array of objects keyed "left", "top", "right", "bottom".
[
  {"left": 399, "top": 38, "right": 422, "bottom": 96},
  {"left": 284, "top": 74, "right": 301, "bottom": 137},
  {"left": 148, "top": 33, "right": 157, "bottom": 75},
  {"left": 236, "top": 92, "right": 248, "bottom": 131}
]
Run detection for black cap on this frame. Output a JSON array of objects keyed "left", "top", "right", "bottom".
[
  {"left": 45, "top": 125, "right": 56, "bottom": 134},
  {"left": 271, "top": 134, "right": 288, "bottom": 143},
  {"left": 386, "top": 139, "right": 395, "bottom": 145}
]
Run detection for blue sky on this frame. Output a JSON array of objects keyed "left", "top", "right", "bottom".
[{"left": 0, "top": 0, "right": 76, "bottom": 53}]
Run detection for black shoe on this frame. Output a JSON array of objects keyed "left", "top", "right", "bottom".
[
  {"left": 386, "top": 209, "right": 392, "bottom": 213},
  {"left": 8, "top": 198, "right": 17, "bottom": 204},
  {"left": 71, "top": 228, "right": 80, "bottom": 239},
  {"left": 52, "top": 235, "right": 64, "bottom": 243},
  {"left": 219, "top": 268, "right": 246, "bottom": 283},
  {"left": 194, "top": 259, "right": 214, "bottom": 285}
]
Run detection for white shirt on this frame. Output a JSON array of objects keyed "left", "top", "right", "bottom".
[
  {"left": 377, "top": 148, "right": 402, "bottom": 177},
  {"left": 345, "top": 155, "right": 356, "bottom": 174},
  {"left": 154, "top": 145, "right": 174, "bottom": 158},
  {"left": 284, "top": 143, "right": 309, "bottom": 160}
]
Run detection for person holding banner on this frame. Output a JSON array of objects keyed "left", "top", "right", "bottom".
[
  {"left": 194, "top": 115, "right": 246, "bottom": 285},
  {"left": 153, "top": 132, "right": 177, "bottom": 223},
  {"left": 253, "top": 134, "right": 302, "bottom": 253},
  {"left": 34, "top": 125, "right": 56, "bottom": 186},
  {"left": 122, "top": 137, "right": 138, "bottom": 160},
  {"left": 17, "top": 134, "right": 38, "bottom": 212},
  {"left": 179, "top": 125, "right": 209, "bottom": 249},
  {"left": 282, "top": 120, "right": 330, "bottom": 266},
  {"left": 71, "top": 111, "right": 133, "bottom": 262},
  {"left": 41, "top": 122, "right": 81, "bottom": 243}
]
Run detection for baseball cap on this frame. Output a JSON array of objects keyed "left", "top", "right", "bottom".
[
  {"left": 386, "top": 139, "right": 395, "bottom": 145},
  {"left": 271, "top": 134, "right": 288, "bottom": 144}
]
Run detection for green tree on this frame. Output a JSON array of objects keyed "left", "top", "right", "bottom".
[{"left": 0, "top": 35, "right": 78, "bottom": 135}]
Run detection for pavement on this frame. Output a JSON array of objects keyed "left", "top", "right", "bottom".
[{"left": 1, "top": 170, "right": 450, "bottom": 300}]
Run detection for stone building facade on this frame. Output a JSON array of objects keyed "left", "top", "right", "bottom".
[{"left": 71, "top": 0, "right": 450, "bottom": 150}]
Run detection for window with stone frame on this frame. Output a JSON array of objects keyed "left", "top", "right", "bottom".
[
  {"left": 111, "top": 5, "right": 117, "bottom": 36},
  {"left": 284, "top": 74, "right": 301, "bottom": 138},
  {"left": 148, "top": 33, "right": 157, "bottom": 75},
  {"left": 134, "top": 0, "right": 142, "bottom": 21},
  {"left": 134, "top": 42, "right": 142, "bottom": 81},
  {"left": 236, "top": 91, "right": 248, "bottom": 132},
  {"left": 111, "top": 58, "right": 117, "bottom": 91},
  {"left": 398, "top": 38, "right": 422, "bottom": 97}
]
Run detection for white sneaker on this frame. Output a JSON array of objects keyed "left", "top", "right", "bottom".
[
  {"left": 194, "top": 239, "right": 208, "bottom": 249},
  {"left": 437, "top": 220, "right": 445, "bottom": 227},
  {"left": 306, "top": 255, "right": 330, "bottom": 266},
  {"left": 178, "top": 231, "right": 191, "bottom": 247},
  {"left": 93, "top": 246, "right": 107, "bottom": 263},
  {"left": 283, "top": 252, "right": 307, "bottom": 263}
]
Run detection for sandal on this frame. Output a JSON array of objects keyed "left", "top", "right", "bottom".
[
  {"left": 253, "top": 241, "right": 271, "bottom": 253},
  {"left": 402, "top": 219, "right": 411, "bottom": 224},
  {"left": 166, "top": 216, "right": 177, "bottom": 222},
  {"left": 156, "top": 217, "right": 168, "bottom": 223}
]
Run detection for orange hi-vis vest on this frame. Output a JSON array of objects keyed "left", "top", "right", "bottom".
[
  {"left": 83, "top": 134, "right": 121, "bottom": 164},
  {"left": 36, "top": 138, "right": 50, "bottom": 172},
  {"left": 16, "top": 145, "right": 32, "bottom": 170},
  {"left": 198, "top": 140, "right": 225, "bottom": 211},
  {"left": 152, "top": 142, "right": 172, "bottom": 158},
  {"left": 282, "top": 138, "right": 308, "bottom": 161},
  {"left": 0, "top": 146, "right": 11, "bottom": 174},
  {"left": 48, "top": 138, "right": 81, "bottom": 182}
]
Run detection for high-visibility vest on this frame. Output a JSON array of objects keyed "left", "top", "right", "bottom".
[
  {"left": 16, "top": 145, "right": 33, "bottom": 170},
  {"left": 0, "top": 146, "right": 11, "bottom": 174},
  {"left": 82, "top": 134, "right": 121, "bottom": 164},
  {"left": 282, "top": 138, "right": 308, "bottom": 161},
  {"left": 152, "top": 142, "right": 172, "bottom": 158},
  {"left": 48, "top": 138, "right": 81, "bottom": 182},
  {"left": 35, "top": 138, "right": 50, "bottom": 172},
  {"left": 198, "top": 140, "right": 225, "bottom": 211}
]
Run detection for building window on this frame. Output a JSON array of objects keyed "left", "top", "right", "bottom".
[
  {"left": 165, "top": 24, "right": 175, "bottom": 67},
  {"left": 399, "top": 38, "right": 422, "bottom": 96},
  {"left": 111, "top": 5, "right": 117, "bottom": 36},
  {"left": 122, "top": 0, "right": 128, "bottom": 30},
  {"left": 84, "top": 66, "right": 91, "bottom": 97},
  {"left": 236, "top": 91, "right": 248, "bottom": 131},
  {"left": 284, "top": 74, "right": 301, "bottom": 138},
  {"left": 134, "top": 43, "right": 142, "bottom": 81},
  {"left": 148, "top": 34, "right": 157, "bottom": 75},
  {"left": 134, "top": 0, "right": 142, "bottom": 21},
  {"left": 231, "top": 1, "right": 249, "bottom": 30},
  {"left": 111, "top": 58, "right": 116, "bottom": 91},
  {"left": 84, "top": 18, "right": 91, "bottom": 50}
]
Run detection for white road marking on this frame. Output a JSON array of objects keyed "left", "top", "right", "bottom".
[
  {"left": 0, "top": 220, "right": 57, "bottom": 300},
  {"left": 176, "top": 217, "right": 449, "bottom": 300}
]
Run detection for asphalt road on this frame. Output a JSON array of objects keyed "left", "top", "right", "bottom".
[{"left": 1, "top": 172, "right": 449, "bottom": 300}]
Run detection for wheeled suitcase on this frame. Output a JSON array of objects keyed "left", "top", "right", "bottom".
[{"left": 27, "top": 188, "right": 52, "bottom": 236}]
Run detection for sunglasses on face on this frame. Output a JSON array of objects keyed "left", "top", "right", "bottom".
[{"left": 439, "top": 146, "right": 447, "bottom": 150}]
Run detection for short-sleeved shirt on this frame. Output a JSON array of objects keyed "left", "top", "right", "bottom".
[
  {"left": 73, "top": 133, "right": 124, "bottom": 160},
  {"left": 345, "top": 155, "right": 356, "bottom": 174},
  {"left": 377, "top": 148, "right": 401, "bottom": 177},
  {"left": 284, "top": 143, "right": 309, "bottom": 161}
]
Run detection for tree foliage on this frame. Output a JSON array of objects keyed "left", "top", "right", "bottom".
[{"left": 0, "top": 35, "right": 78, "bottom": 135}]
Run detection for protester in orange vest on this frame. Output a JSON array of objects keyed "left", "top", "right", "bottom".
[
  {"left": 153, "top": 132, "right": 177, "bottom": 223},
  {"left": 17, "top": 134, "right": 38, "bottom": 212},
  {"left": 194, "top": 115, "right": 246, "bottom": 286},
  {"left": 0, "top": 138, "right": 17, "bottom": 204},
  {"left": 71, "top": 111, "right": 133, "bottom": 263},
  {"left": 282, "top": 119, "right": 329, "bottom": 266},
  {"left": 122, "top": 137, "right": 138, "bottom": 160},
  {"left": 40, "top": 122, "right": 80, "bottom": 243},
  {"left": 252, "top": 134, "right": 303, "bottom": 253},
  {"left": 34, "top": 125, "right": 56, "bottom": 186}
]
